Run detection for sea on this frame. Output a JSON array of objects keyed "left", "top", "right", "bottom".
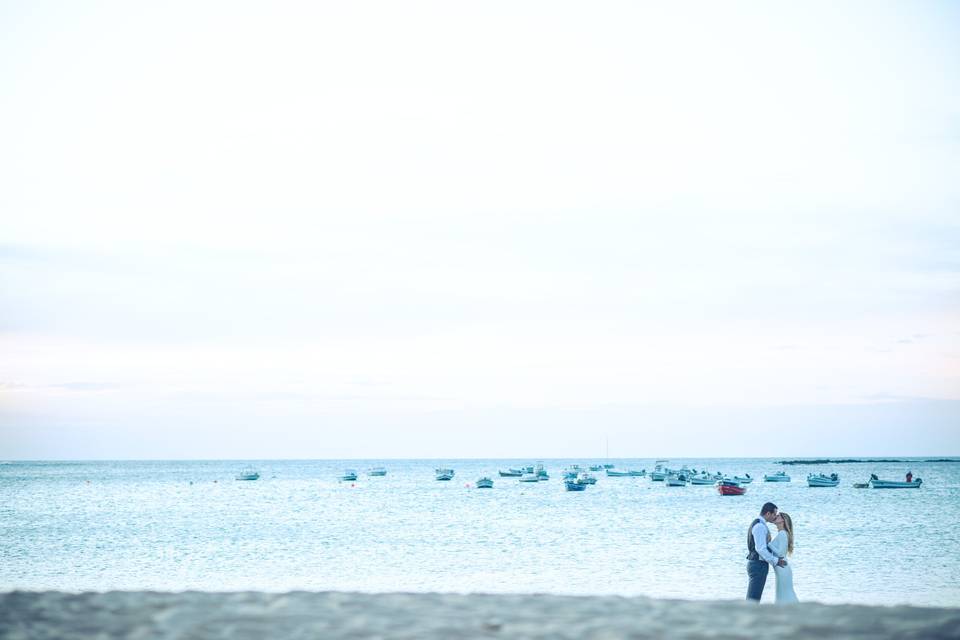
[{"left": 2, "top": 458, "right": 958, "bottom": 607}]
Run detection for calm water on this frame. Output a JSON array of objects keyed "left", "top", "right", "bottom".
[{"left": 2, "top": 458, "right": 958, "bottom": 607}]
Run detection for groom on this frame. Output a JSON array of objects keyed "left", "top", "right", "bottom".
[{"left": 746, "top": 502, "right": 788, "bottom": 601}]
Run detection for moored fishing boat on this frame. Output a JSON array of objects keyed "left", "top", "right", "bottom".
[
  {"left": 589, "top": 465, "right": 603, "bottom": 471},
  {"left": 733, "top": 474, "right": 753, "bottom": 484},
  {"left": 476, "top": 477, "right": 494, "bottom": 489},
  {"left": 367, "top": 467, "right": 387, "bottom": 477},
  {"left": 717, "top": 480, "right": 746, "bottom": 496},
  {"left": 564, "top": 479, "right": 588, "bottom": 491},
  {"left": 519, "top": 472, "right": 540, "bottom": 483},
  {"left": 577, "top": 472, "right": 597, "bottom": 484},
  {"left": 435, "top": 468, "right": 455, "bottom": 481},
  {"left": 606, "top": 469, "right": 631, "bottom": 477},
  {"left": 340, "top": 469, "right": 358, "bottom": 482},
  {"left": 689, "top": 473, "right": 715, "bottom": 485},
  {"left": 235, "top": 467, "right": 260, "bottom": 481},
  {"left": 499, "top": 468, "right": 523, "bottom": 477},
  {"left": 869, "top": 474, "right": 922, "bottom": 489},
  {"left": 807, "top": 473, "right": 839, "bottom": 487},
  {"left": 763, "top": 471, "right": 791, "bottom": 482},
  {"left": 627, "top": 469, "right": 646, "bottom": 477},
  {"left": 665, "top": 473, "right": 687, "bottom": 486}
]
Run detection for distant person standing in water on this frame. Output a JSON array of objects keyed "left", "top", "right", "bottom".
[
  {"left": 746, "top": 502, "right": 787, "bottom": 601},
  {"left": 906, "top": 471, "right": 913, "bottom": 483}
]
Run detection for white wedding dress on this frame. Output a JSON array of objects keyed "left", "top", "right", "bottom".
[{"left": 768, "top": 530, "right": 799, "bottom": 604}]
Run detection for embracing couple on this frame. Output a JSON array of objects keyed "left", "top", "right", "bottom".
[{"left": 746, "top": 502, "right": 798, "bottom": 603}]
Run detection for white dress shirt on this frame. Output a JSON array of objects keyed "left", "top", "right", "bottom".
[{"left": 752, "top": 519, "right": 780, "bottom": 566}]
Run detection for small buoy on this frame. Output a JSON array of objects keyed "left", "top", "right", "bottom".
[
  {"left": 465, "top": 483, "right": 470, "bottom": 488},
  {"left": 351, "top": 483, "right": 355, "bottom": 488},
  {"left": 213, "top": 480, "right": 218, "bottom": 483}
]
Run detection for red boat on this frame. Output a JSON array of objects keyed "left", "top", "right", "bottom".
[{"left": 717, "top": 481, "right": 746, "bottom": 496}]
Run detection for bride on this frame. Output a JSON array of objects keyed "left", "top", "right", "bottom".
[{"left": 768, "top": 512, "right": 799, "bottom": 603}]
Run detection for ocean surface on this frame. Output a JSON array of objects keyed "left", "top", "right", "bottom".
[{"left": 2, "top": 458, "right": 958, "bottom": 607}]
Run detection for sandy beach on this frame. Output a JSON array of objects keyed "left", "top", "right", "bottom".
[{"left": 2, "top": 591, "right": 958, "bottom": 639}]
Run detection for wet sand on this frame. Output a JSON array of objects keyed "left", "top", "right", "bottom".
[{"left": 2, "top": 591, "right": 958, "bottom": 639}]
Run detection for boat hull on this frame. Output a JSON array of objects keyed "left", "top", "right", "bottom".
[
  {"left": 564, "top": 481, "right": 587, "bottom": 491},
  {"left": 718, "top": 484, "right": 746, "bottom": 496},
  {"left": 764, "top": 475, "right": 791, "bottom": 482},
  {"left": 476, "top": 479, "right": 494, "bottom": 489},
  {"left": 870, "top": 479, "right": 922, "bottom": 489},
  {"left": 807, "top": 475, "right": 839, "bottom": 487}
]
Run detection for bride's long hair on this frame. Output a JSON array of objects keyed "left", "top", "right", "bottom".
[{"left": 780, "top": 512, "right": 795, "bottom": 556}]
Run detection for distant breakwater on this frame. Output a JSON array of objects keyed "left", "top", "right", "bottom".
[{"left": 778, "top": 458, "right": 958, "bottom": 465}]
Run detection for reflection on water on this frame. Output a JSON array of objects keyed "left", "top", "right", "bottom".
[{"left": 2, "top": 458, "right": 958, "bottom": 607}]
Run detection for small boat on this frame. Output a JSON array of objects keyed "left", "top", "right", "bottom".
[
  {"left": 519, "top": 473, "right": 540, "bottom": 483},
  {"left": 606, "top": 469, "right": 632, "bottom": 477},
  {"left": 499, "top": 468, "right": 523, "bottom": 477},
  {"left": 435, "top": 468, "right": 455, "bottom": 481},
  {"left": 666, "top": 474, "right": 687, "bottom": 486},
  {"left": 602, "top": 464, "right": 615, "bottom": 469},
  {"left": 717, "top": 480, "right": 746, "bottom": 496},
  {"left": 807, "top": 473, "right": 839, "bottom": 487},
  {"left": 869, "top": 474, "right": 922, "bottom": 489},
  {"left": 235, "top": 467, "right": 260, "bottom": 481},
  {"left": 367, "top": 467, "right": 387, "bottom": 477},
  {"left": 649, "top": 463, "right": 667, "bottom": 481},
  {"left": 689, "top": 474, "right": 716, "bottom": 485},
  {"left": 853, "top": 482, "right": 870, "bottom": 489},
  {"left": 589, "top": 465, "right": 603, "bottom": 471},
  {"left": 535, "top": 463, "right": 549, "bottom": 480},
  {"left": 577, "top": 472, "right": 597, "bottom": 484},
  {"left": 627, "top": 469, "right": 646, "bottom": 477},
  {"left": 340, "top": 469, "right": 358, "bottom": 482},
  {"left": 565, "top": 479, "right": 588, "bottom": 491},
  {"left": 476, "top": 477, "right": 494, "bottom": 489},
  {"left": 763, "top": 471, "right": 791, "bottom": 482},
  {"left": 733, "top": 474, "right": 753, "bottom": 484}
]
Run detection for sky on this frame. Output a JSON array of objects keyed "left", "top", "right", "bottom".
[{"left": 1, "top": 1, "right": 958, "bottom": 459}]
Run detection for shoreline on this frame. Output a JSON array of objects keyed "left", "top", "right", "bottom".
[{"left": 2, "top": 591, "right": 958, "bottom": 639}]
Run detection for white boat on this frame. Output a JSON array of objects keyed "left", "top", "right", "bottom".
[
  {"left": 649, "top": 463, "right": 668, "bottom": 481},
  {"left": 235, "top": 467, "right": 260, "bottom": 481},
  {"left": 763, "top": 471, "right": 791, "bottom": 482},
  {"left": 665, "top": 473, "right": 687, "bottom": 486},
  {"left": 367, "top": 467, "right": 387, "bottom": 477},
  {"left": 606, "top": 469, "right": 632, "bottom": 477},
  {"left": 535, "top": 463, "right": 549, "bottom": 480},
  {"left": 519, "top": 472, "right": 540, "bottom": 483},
  {"left": 577, "top": 472, "right": 597, "bottom": 484},
  {"left": 476, "top": 477, "right": 494, "bottom": 489},
  {"left": 627, "top": 469, "right": 646, "bottom": 477},
  {"left": 807, "top": 473, "right": 839, "bottom": 487},
  {"left": 340, "top": 469, "right": 358, "bottom": 482},
  {"left": 435, "top": 468, "right": 455, "bottom": 481},
  {"left": 499, "top": 468, "right": 523, "bottom": 477},
  {"left": 689, "top": 474, "right": 716, "bottom": 485},
  {"left": 733, "top": 474, "right": 753, "bottom": 484},
  {"left": 869, "top": 474, "right": 922, "bottom": 489}
]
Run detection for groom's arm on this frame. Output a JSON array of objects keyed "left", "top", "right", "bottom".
[{"left": 752, "top": 522, "right": 786, "bottom": 567}]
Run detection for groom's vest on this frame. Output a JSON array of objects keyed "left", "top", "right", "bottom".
[{"left": 746, "top": 518, "right": 763, "bottom": 561}]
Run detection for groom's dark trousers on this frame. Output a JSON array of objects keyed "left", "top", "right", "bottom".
[{"left": 746, "top": 559, "right": 768, "bottom": 601}]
